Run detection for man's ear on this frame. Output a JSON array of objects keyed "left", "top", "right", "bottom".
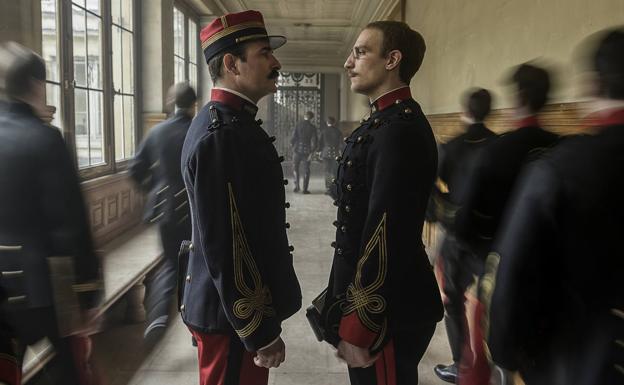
[
  {"left": 223, "top": 53, "right": 239, "bottom": 75},
  {"left": 386, "top": 49, "right": 402, "bottom": 71}
]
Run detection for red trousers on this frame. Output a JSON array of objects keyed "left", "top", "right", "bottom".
[{"left": 189, "top": 328, "right": 268, "bottom": 385}]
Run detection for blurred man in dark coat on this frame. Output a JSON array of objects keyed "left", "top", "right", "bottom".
[
  {"left": 129, "top": 82, "right": 196, "bottom": 343},
  {"left": 432, "top": 88, "right": 497, "bottom": 384},
  {"left": 487, "top": 27, "right": 624, "bottom": 385},
  {"left": 179, "top": 10, "right": 302, "bottom": 385},
  {"left": 318, "top": 116, "right": 343, "bottom": 197},
  {"left": 291, "top": 110, "right": 318, "bottom": 194},
  {"left": 321, "top": 21, "right": 443, "bottom": 385},
  {"left": 0, "top": 42, "right": 102, "bottom": 385},
  {"left": 452, "top": 63, "right": 560, "bottom": 385}
]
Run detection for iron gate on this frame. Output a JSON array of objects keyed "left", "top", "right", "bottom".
[{"left": 269, "top": 72, "right": 323, "bottom": 160}]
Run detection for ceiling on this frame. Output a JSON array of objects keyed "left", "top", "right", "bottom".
[{"left": 188, "top": 0, "right": 401, "bottom": 71}]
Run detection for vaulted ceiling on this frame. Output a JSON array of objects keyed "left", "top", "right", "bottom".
[{"left": 189, "top": 0, "right": 400, "bottom": 71}]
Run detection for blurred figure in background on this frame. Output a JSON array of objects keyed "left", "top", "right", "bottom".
[
  {"left": 432, "top": 88, "right": 497, "bottom": 384},
  {"left": 318, "top": 116, "right": 342, "bottom": 198},
  {"left": 0, "top": 42, "right": 102, "bottom": 384},
  {"left": 487, "top": 27, "right": 624, "bottom": 385},
  {"left": 453, "top": 63, "right": 560, "bottom": 385},
  {"left": 129, "top": 82, "right": 196, "bottom": 344},
  {"left": 291, "top": 110, "right": 318, "bottom": 194}
]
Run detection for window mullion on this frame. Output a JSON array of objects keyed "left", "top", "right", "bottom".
[{"left": 101, "top": 0, "right": 115, "bottom": 173}]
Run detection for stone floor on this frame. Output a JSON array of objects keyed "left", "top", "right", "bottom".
[{"left": 93, "top": 175, "right": 451, "bottom": 385}]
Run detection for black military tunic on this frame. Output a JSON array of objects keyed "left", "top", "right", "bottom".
[
  {"left": 322, "top": 87, "right": 443, "bottom": 383},
  {"left": 319, "top": 123, "right": 344, "bottom": 195},
  {"left": 0, "top": 101, "right": 102, "bottom": 384},
  {"left": 180, "top": 88, "right": 302, "bottom": 352},
  {"left": 433, "top": 122, "right": 497, "bottom": 364},
  {"left": 454, "top": 116, "right": 560, "bottom": 257},
  {"left": 486, "top": 108, "right": 624, "bottom": 385},
  {"left": 290, "top": 119, "right": 318, "bottom": 192},
  {"left": 129, "top": 109, "right": 192, "bottom": 333}
]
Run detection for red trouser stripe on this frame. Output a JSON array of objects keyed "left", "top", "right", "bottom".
[
  {"left": 0, "top": 353, "right": 21, "bottom": 385},
  {"left": 375, "top": 340, "right": 396, "bottom": 385},
  {"left": 189, "top": 328, "right": 268, "bottom": 385}
]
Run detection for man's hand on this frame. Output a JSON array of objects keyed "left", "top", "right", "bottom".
[
  {"left": 254, "top": 337, "right": 285, "bottom": 368},
  {"left": 336, "top": 340, "right": 380, "bottom": 368}
]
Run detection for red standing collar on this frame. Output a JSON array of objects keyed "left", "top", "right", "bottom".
[
  {"left": 371, "top": 86, "right": 412, "bottom": 112},
  {"left": 210, "top": 88, "right": 258, "bottom": 117},
  {"left": 516, "top": 115, "right": 540, "bottom": 129},
  {"left": 583, "top": 108, "right": 624, "bottom": 129}
]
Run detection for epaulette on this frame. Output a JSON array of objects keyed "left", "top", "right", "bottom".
[{"left": 207, "top": 105, "right": 222, "bottom": 132}]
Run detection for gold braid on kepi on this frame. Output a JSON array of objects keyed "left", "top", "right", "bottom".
[{"left": 228, "top": 183, "right": 275, "bottom": 339}]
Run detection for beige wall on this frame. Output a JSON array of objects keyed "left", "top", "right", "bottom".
[{"left": 406, "top": 0, "right": 624, "bottom": 114}]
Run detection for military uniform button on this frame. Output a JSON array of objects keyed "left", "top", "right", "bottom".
[
  {"left": 186, "top": 275, "right": 191, "bottom": 283},
  {"left": 337, "top": 248, "right": 343, "bottom": 255},
  {"left": 269, "top": 136, "right": 276, "bottom": 143},
  {"left": 332, "top": 200, "right": 339, "bottom": 207},
  {"left": 341, "top": 225, "right": 347, "bottom": 233},
  {"left": 374, "top": 118, "right": 380, "bottom": 123},
  {"left": 180, "top": 304, "right": 185, "bottom": 311},
  {"left": 346, "top": 160, "right": 353, "bottom": 167},
  {"left": 333, "top": 220, "right": 339, "bottom": 227},
  {"left": 331, "top": 178, "right": 337, "bottom": 184},
  {"left": 285, "top": 202, "right": 291, "bottom": 209},
  {"left": 189, "top": 243, "right": 194, "bottom": 251},
  {"left": 331, "top": 241, "right": 337, "bottom": 248},
  {"left": 285, "top": 222, "right": 290, "bottom": 229},
  {"left": 345, "top": 205, "right": 351, "bottom": 212},
  {"left": 395, "top": 99, "right": 401, "bottom": 104},
  {"left": 283, "top": 179, "right": 288, "bottom": 185},
  {"left": 346, "top": 184, "right": 353, "bottom": 191},
  {"left": 356, "top": 136, "right": 363, "bottom": 143},
  {"left": 278, "top": 156, "right": 285, "bottom": 162},
  {"left": 256, "top": 119, "right": 263, "bottom": 125},
  {"left": 335, "top": 155, "right": 342, "bottom": 162},
  {"left": 344, "top": 137, "right": 348, "bottom": 143},
  {"left": 404, "top": 107, "right": 412, "bottom": 114},
  {"left": 288, "top": 245, "right": 295, "bottom": 252}
]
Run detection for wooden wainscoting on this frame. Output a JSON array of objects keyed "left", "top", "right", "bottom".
[
  {"left": 142, "top": 112, "right": 168, "bottom": 134},
  {"left": 82, "top": 172, "right": 144, "bottom": 248},
  {"left": 428, "top": 102, "right": 587, "bottom": 143}
]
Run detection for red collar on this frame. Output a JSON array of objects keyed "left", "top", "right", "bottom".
[
  {"left": 210, "top": 88, "right": 258, "bottom": 117},
  {"left": 583, "top": 108, "right": 624, "bottom": 129},
  {"left": 516, "top": 115, "right": 540, "bottom": 129},
  {"left": 371, "top": 87, "right": 412, "bottom": 112}
]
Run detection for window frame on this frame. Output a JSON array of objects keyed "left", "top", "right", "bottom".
[
  {"left": 41, "top": 0, "right": 141, "bottom": 180},
  {"left": 173, "top": 1, "right": 201, "bottom": 98}
]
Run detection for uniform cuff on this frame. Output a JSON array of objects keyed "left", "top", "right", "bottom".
[
  {"left": 258, "top": 335, "right": 281, "bottom": 351},
  {"left": 338, "top": 312, "right": 377, "bottom": 349}
]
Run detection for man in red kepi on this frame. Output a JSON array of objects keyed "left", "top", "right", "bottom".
[
  {"left": 319, "top": 21, "right": 444, "bottom": 384},
  {"left": 179, "top": 10, "right": 302, "bottom": 385}
]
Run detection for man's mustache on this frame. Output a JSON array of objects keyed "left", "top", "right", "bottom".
[{"left": 268, "top": 69, "right": 280, "bottom": 79}]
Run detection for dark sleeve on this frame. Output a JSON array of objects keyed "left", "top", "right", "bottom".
[
  {"left": 39, "top": 131, "right": 102, "bottom": 309},
  {"left": 128, "top": 133, "right": 153, "bottom": 191},
  {"left": 485, "top": 161, "right": 559, "bottom": 370},
  {"left": 190, "top": 130, "right": 281, "bottom": 351},
  {"left": 312, "top": 125, "right": 319, "bottom": 151},
  {"left": 290, "top": 124, "right": 299, "bottom": 146},
  {"left": 453, "top": 150, "right": 488, "bottom": 242},
  {"left": 338, "top": 123, "right": 435, "bottom": 351},
  {"left": 318, "top": 129, "right": 325, "bottom": 151}
]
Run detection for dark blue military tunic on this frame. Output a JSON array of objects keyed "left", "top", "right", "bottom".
[
  {"left": 322, "top": 87, "right": 444, "bottom": 352},
  {"left": 487, "top": 108, "right": 624, "bottom": 385},
  {"left": 180, "top": 89, "right": 302, "bottom": 352}
]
